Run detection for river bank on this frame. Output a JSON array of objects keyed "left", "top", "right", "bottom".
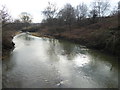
[
  {"left": 2, "top": 26, "right": 119, "bottom": 61},
  {"left": 30, "top": 30, "right": 120, "bottom": 58},
  {"left": 31, "top": 15, "right": 120, "bottom": 56},
  {"left": 2, "top": 24, "right": 22, "bottom": 60},
  {"left": 2, "top": 31, "right": 15, "bottom": 60}
]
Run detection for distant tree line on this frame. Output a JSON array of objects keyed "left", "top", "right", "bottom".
[
  {"left": 0, "top": 0, "right": 119, "bottom": 30},
  {"left": 41, "top": 0, "right": 119, "bottom": 31}
]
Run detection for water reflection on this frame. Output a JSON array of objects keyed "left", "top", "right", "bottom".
[
  {"left": 74, "top": 54, "right": 90, "bottom": 67},
  {"left": 2, "top": 33, "right": 118, "bottom": 88}
]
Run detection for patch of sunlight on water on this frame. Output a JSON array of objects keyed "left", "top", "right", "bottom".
[{"left": 74, "top": 54, "right": 90, "bottom": 67}]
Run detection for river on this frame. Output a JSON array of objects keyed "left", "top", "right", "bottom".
[{"left": 2, "top": 33, "right": 119, "bottom": 88}]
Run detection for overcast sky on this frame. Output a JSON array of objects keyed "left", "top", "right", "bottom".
[{"left": 0, "top": 0, "right": 119, "bottom": 23}]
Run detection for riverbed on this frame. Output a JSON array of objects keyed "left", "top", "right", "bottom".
[{"left": 2, "top": 33, "right": 118, "bottom": 88}]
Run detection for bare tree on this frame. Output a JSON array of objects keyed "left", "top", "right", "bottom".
[
  {"left": 118, "top": 1, "right": 120, "bottom": 15},
  {"left": 118, "top": 1, "right": 120, "bottom": 29},
  {"left": 91, "top": 0, "right": 110, "bottom": 17},
  {"left": 42, "top": 2, "right": 57, "bottom": 19},
  {"left": 42, "top": 2, "right": 58, "bottom": 26},
  {"left": 88, "top": 9, "right": 98, "bottom": 23},
  {"left": 110, "top": 6, "right": 118, "bottom": 16},
  {"left": 75, "top": 3, "right": 88, "bottom": 21},
  {"left": 19, "top": 12, "right": 32, "bottom": 23},
  {"left": 58, "top": 3, "right": 76, "bottom": 31},
  {"left": 0, "top": 5, "right": 12, "bottom": 26},
  {"left": 89, "top": 9, "right": 98, "bottom": 18}
]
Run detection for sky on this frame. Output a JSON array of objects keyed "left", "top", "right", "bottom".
[{"left": 0, "top": 0, "right": 119, "bottom": 23}]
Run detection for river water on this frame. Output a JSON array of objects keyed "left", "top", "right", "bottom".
[{"left": 3, "top": 33, "right": 118, "bottom": 88}]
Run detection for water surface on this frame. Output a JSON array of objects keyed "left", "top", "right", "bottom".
[{"left": 3, "top": 33, "right": 118, "bottom": 88}]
